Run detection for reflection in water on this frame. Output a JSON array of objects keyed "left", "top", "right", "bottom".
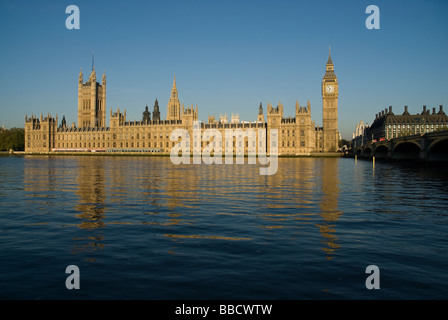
[
  {"left": 318, "top": 158, "right": 341, "bottom": 260},
  {"left": 23, "top": 156, "right": 343, "bottom": 259},
  {"left": 73, "top": 157, "right": 106, "bottom": 255},
  {"left": 75, "top": 157, "right": 106, "bottom": 229},
  {"left": 15, "top": 155, "right": 448, "bottom": 299}
]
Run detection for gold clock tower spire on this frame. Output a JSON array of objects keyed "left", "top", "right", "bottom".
[{"left": 321, "top": 47, "right": 339, "bottom": 152}]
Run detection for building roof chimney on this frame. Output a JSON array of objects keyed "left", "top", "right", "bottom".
[
  {"left": 389, "top": 106, "right": 394, "bottom": 115},
  {"left": 403, "top": 105, "right": 410, "bottom": 115}
]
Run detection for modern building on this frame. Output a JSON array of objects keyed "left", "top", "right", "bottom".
[{"left": 25, "top": 51, "right": 340, "bottom": 155}]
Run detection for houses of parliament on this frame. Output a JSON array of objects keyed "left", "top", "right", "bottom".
[{"left": 25, "top": 51, "right": 339, "bottom": 155}]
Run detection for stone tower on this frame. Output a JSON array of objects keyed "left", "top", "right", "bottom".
[
  {"left": 78, "top": 66, "right": 106, "bottom": 128},
  {"left": 258, "top": 103, "right": 264, "bottom": 123},
  {"left": 321, "top": 47, "right": 339, "bottom": 152},
  {"left": 153, "top": 99, "right": 161, "bottom": 122},
  {"left": 142, "top": 105, "right": 151, "bottom": 123},
  {"left": 167, "top": 75, "right": 181, "bottom": 121}
]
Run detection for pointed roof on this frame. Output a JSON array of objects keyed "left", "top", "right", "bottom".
[
  {"left": 324, "top": 47, "right": 337, "bottom": 79},
  {"left": 172, "top": 74, "right": 177, "bottom": 90},
  {"left": 327, "top": 46, "right": 333, "bottom": 65}
]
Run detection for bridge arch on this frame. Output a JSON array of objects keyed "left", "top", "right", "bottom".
[
  {"left": 392, "top": 141, "right": 420, "bottom": 160},
  {"left": 363, "top": 147, "right": 372, "bottom": 157},
  {"left": 427, "top": 138, "right": 448, "bottom": 162},
  {"left": 374, "top": 145, "right": 389, "bottom": 159}
]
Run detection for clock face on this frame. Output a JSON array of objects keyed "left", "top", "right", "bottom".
[{"left": 325, "top": 85, "right": 334, "bottom": 93}]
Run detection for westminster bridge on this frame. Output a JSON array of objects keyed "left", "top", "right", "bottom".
[{"left": 352, "top": 130, "right": 448, "bottom": 162}]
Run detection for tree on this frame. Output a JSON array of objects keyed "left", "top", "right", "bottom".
[
  {"left": 339, "top": 138, "right": 350, "bottom": 148},
  {"left": 0, "top": 128, "right": 25, "bottom": 151}
]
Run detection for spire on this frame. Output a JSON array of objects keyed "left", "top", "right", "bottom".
[
  {"left": 170, "top": 74, "right": 178, "bottom": 101},
  {"left": 327, "top": 46, "right": 333, "bottom": 65},
  {"left": 92, "top": 52, "right": 95, "bottom": 71},
  {"left": 324, "top": 47, "right": 336, "bottom": 79}
]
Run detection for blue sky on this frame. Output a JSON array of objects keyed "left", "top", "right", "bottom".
[{"left": 0, "top": 0, "right": 447, "bottom": 139}]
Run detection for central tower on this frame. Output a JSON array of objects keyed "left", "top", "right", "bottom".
[
  {"left": 167, "top": 75, "right": 181, "bottom": 121},
  {"left": 321, "top": 48, "right": 339, "bottom": 152},
  {"left": 78, "top": 66, "right": 106, "bottom": 128}
]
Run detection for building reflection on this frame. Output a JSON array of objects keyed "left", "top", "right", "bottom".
[
  {"left": 252, "top": 157, "right": 342, "bottom": 259},
  {"left": 318, "top": 158, "right": 341, "bottom": 260},
  {"left": 72, "top": 156, "right": 106, "bottom": 255},
  {"left": 23, "top": 155, "right": 342, "bottom": 259},
  {"left": 74, "top": 157, "right": 106, "bottom": 229}
]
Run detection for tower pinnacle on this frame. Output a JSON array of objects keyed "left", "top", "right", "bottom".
[{"left": 327, "top": 46, "right": 333, "bottom": 65}]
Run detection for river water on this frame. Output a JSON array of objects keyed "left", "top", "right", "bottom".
[{"left": 1, "top": 155, "right": 447, "bottom": 299}]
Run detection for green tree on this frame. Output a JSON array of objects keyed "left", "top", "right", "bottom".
[
  {"left": 0, "top": 128, "right": 25, "bottom": 151},
  {"left": 339, "top": 138, "right": 350, "bottom": 148}
]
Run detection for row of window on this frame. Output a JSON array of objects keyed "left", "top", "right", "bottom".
[
  {"left": 53, "top": 140, "right": 276, "bottom": 149},
  {"left": 281, "top": 129, "right": 306, "bottom": 137},
  {"left": 281, "top": 141, "right": 306, "bottom": 147},
  {"left": 386, "top": 124, "right": 448, "bottom": 139},
  {"left": 56, "top": 132, "right": 174, "bottom": 141},
  {"left": 81, "top": 99, "right": 103, "bottom": 110},
  {"left": 53, "top": 141, "right": 175, "bottom": 149},
  {"left": 31, "top": 138, "right": 305, "bottom": 149},
  {"left": 388, "top": 124, "right": 446, "bottom": 129}
]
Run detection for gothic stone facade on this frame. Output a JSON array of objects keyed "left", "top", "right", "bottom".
[{"left": 25, "top": 52, "right": 339, "bottom": 155}]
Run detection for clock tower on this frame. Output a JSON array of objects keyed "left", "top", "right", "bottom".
[{"left": 321, "top": 47, "right": 339, "bottom": 152}]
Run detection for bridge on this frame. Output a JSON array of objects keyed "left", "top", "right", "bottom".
[{"left": 352, "top": 130, "right": 448, "bottom": 162}]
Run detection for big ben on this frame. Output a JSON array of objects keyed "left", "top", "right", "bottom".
[{"left": 321, "top": 48, "right": 339, "bottom": 152}]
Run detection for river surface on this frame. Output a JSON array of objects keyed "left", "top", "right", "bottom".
[{"left": 1, "top": 155, "right": 447, "bottom": 299}]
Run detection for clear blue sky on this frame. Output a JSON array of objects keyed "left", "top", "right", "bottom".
[{"left": 0, "top": 0, "right": 447, "bottom": 139}]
